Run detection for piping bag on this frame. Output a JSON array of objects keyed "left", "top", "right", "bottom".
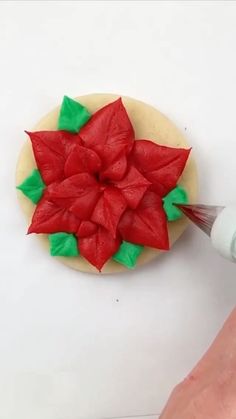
[{"left": 177, "top": 204, "right": 236, "bottom": 262}]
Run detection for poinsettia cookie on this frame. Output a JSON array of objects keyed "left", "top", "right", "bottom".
[{"left": 16, "top": 94, "right": 198, "bottom": 273}]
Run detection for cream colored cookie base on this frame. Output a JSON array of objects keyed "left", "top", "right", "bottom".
[{"left": 16, "top": 94, "right": 198, "bottom": 274}]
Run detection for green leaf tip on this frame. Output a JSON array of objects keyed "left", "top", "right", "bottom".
[
  {"left": 163, "top": 185, "right": 188, "bottom": 221},
  {"left": 113, "top": 241, "right": 144, "bottom": 269},
  {"left": 58, "top": 95, "right": 91, "bottom": 133},
  {"left": 17, "top": 169, "right": 45, "bottom": 204},
  {"left": 49, "top": 232, "right": 79, "bottom": 257}
]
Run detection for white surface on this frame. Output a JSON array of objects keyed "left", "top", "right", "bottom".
[
  {"left": 211, "top": 206, "right": 236, "bottom": 261},
  {"left": 1, "top": 1, "right": 236, "bottom": 418}
]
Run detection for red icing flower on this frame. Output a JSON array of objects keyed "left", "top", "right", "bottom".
[{"left": 27, "top": 98, "right": 190, "bottom": 270}]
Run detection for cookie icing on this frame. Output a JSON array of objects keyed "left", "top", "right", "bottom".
[{"left": 17, "top": 96, "right": 190, "bottom": 271}]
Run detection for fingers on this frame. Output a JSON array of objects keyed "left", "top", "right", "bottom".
[{"left": 160, "top": 307, "right": 236, "bottom": 419}]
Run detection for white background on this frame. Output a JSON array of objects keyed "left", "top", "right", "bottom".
[{"left": 1, "top": 1, "right": 236, "bottom": 418}]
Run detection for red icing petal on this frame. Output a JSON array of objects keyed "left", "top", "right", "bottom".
[
  {"left": 80, "top": 98, "right": 134, "bottom": 151},
  {"left": 79, "top": 98, "right": 134, "bottom": 179},
  {"left": 114, "top": 166, "right": 151, "bottom": 209},
  {"left": 28, "top": 194, "right": 80, "bottom": 234},
  {"left": 77, "top": 221, "right": 98, "bottom": 237},
  {"left": 99, "top": 151, "right": 127, "bottom": 181},
  {"left": 131, "top": 140, "right": 191, "bottom": 196},
  {"left": 79, "top": 226, "right": 121, "bottom": 270},
  {"left": 91, "top": 187, "right": 127, "bottom": 238},
  {"left": 64, "top": 145, "right": 101, "bottom": 177},
  {"left": 119, "top": 191, "right": 169, "bottom": 249},
  {"left": 26, "top": 130, "right": 81, "bottom": 185},
  {"left": 48, "top": 173, "right": 101, "bottom": 220}
]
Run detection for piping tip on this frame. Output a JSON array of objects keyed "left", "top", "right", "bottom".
[{"left": 175, "top": 203, "right": 224, "bottom": 237}]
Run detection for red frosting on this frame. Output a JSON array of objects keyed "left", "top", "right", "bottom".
[{"left": 27, "top": 98, "right": 190, "bottom": 270}]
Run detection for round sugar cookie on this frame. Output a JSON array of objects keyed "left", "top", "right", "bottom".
[{"left": 16, "top": 94, "right": 198, "bottom": 274}]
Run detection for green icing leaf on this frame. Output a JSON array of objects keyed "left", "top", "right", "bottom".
[
  {"left": 58, "top": 95, "right": 91, "bottom": 133},
  {"left": 113, "top": 241, "right": 144, "bottom": 269},
  {"left": 163, "top": 185, "right": 188, "bottom": 221},
  {"left": 49, "top": 233, "right": 79, "bottom": 257},
  {"left": 17, "top": 169, "right": 45, "bottom": 204}
]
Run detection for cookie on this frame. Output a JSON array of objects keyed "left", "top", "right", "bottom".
[{"left": 16, "top": 94, "right": 198, "bottom": 274}]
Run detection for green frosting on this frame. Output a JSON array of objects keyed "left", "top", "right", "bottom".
[
  {"left": 58, "top": 95, "right": 91, "bottom": 133},
  {"left": 163, "top": 185, "right": 188, "bottom": 221},
  {"left": 113, "top": 241, "right": 144, "bottom": 269},
  {"left": 49, "top": 233, "right": 79, "bottom": 257},
  {"left": 17, "top": 169, "right": 45, "bottom": 204}
]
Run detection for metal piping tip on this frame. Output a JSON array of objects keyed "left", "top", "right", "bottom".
[{"left": 175, "top": 203, "right": 224, "bottom": 237}]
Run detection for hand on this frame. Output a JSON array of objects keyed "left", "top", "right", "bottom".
[{"left": 160, "top": 308, "right": 236, "bottom": 419}]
